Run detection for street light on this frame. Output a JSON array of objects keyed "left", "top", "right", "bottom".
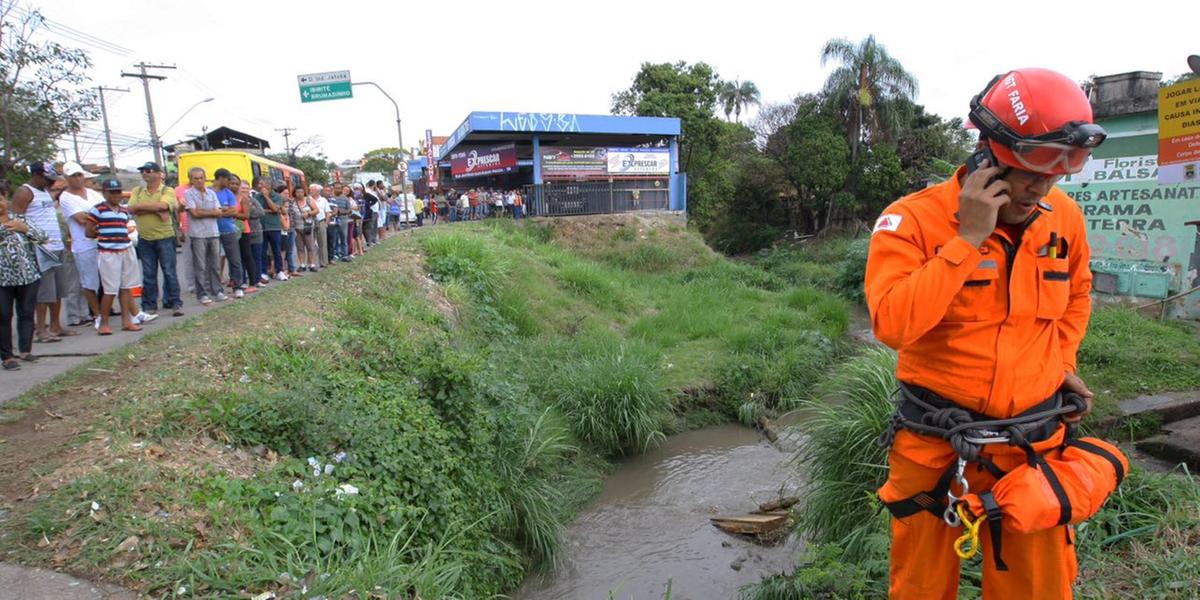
[
  {"left": 161, "top": 97, "right": 215, "bottom": 138},
  {"left": 158, "top": 97, "right": 214, "bottom": 162}
]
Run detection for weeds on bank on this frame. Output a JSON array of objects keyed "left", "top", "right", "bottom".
[
  {"left": 755, "top": 236, "right": 869, "bottom": 304},
  {"left": 1077, "top": 307, "right": 1200, "bottom": 411}
]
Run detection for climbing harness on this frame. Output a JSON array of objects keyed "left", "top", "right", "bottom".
[
  {"left": 877, "top": 383, "right": 1086, "bottom": 463},
  {"left": 878, "top": 382, "right": 1099, "bottom": 570}
]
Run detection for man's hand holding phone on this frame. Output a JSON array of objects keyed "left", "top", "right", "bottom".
[{"left": 957, "top": 158, "right": 1010, "bottom": 247}]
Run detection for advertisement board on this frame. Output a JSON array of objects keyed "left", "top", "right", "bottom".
[
  {"left": 541, "top": 147, "right": 608, "bottom": 179},
  {"left": 606, "top": 148, "right": 670, "bottom": 175},
  {"left": 407, "top": 157, "right": 426, "bottom": 182},
  {"left": 450, "top": 143, "right": 518, "bottom": 178}
]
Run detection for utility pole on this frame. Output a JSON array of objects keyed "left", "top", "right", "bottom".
[
  {"left": 275, "top": 127, "right": 296, "bottom": 161},
  {"left": 71, "top": 130, "right": 81, "bottom": 163},
  {"left": 121, "top": 62, "right": 176, "bottom": 168},
  {"left": 97, "top": 86, "right": 129, "bottom": 175}
]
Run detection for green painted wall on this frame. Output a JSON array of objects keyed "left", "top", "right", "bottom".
[{"left": 1058, "top": 111, "right": 1200, "bottom": 316}]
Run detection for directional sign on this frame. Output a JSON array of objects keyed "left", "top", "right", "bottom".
[{"left": 298, "top": 70, "right": 352, "bottom": 103}]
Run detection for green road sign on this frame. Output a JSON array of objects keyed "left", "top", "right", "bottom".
[{"left": 298, "top": 70, "right": 352, "bottom": 103}]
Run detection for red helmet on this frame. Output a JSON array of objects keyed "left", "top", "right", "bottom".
[{"left": 969, "top": 68, "right": 1106, "bottom": 175}]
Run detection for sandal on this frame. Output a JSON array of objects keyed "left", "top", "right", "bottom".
[
  {"left": 3, "top": 359, "right": 20, "bottom": 371},
  {"left": 122, "top": 324, "right": 143, "bottom": 332},
  {"left": 97, "top": 326, "right": 113, "bottom": 336},
  {"left": 51, "top": 329, "right": 80, "bottom": 337},
  {"left": 34, "top": 334, "right": 61, "bottom": 343},
  {"left": 18, "top": 353, "right": 37, "bottom": 362}
]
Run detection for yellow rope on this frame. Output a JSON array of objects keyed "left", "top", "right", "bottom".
[{"left": 953, "top": 503, "right": 982, "bottom": 560}]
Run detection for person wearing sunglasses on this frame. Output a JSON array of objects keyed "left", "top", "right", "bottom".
[{"left": 865, "top": 68, "right": 1105, "bottom": 599}]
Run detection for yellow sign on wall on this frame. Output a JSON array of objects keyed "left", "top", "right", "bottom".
[{"left": 1158, "top": 79, "right": 1200, "bottom": 164}]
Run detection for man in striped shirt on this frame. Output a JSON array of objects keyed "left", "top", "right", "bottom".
[{"left": 85, "top": 179, "right": 142, "bottom": 336}]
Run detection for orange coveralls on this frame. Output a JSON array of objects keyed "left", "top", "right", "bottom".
[{"left": 865, "top": 168, "right": 1092, "bottom": 599}]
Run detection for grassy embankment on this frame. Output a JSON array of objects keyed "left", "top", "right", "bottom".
[
  {"left": 741, "top": 237, "right": 1200, "bottom": 599},
  {"left": 0, "top": 214, "right": 851, "bottom": 599}
]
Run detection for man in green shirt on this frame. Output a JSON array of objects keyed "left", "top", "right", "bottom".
[{"left": 127, "top": 162, "right": 183, "bottom": 316}]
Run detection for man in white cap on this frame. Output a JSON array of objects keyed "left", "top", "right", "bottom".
[{"left": 58, "top": 162, "right": 104, "bottom": 327}]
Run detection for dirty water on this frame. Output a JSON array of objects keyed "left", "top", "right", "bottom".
[{"left": 514, "top": 424, "right": 802, "bottom": 600}]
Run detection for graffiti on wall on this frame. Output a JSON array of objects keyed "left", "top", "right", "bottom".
[{"left": 499, "top": 112, "right": 581, "bottom": 133}]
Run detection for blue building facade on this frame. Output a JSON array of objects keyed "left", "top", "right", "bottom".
[{"left": 416, "top": 111, "right": 685, "bottom": 214}]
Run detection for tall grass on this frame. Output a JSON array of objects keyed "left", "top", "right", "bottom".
[
  {"left": 1075, "top": 466, "right": 1200, "bottom": 598},
  {"left": 556, "top": 261, "right": 631, "bottom": 311},
  {"left": 1078, "top": 307, "right": 1200, "bottom": 409},
  {"left": 493, "top": 406, "right": 578, "bottom": 569},
  {"left": 541, "top": 336, "right": 670, "bottom": 456},
  {"left": 795, "top": 346, "right": 896, "bottom": 550}
]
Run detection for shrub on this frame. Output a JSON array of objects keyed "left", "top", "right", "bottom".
[
  {"left": 831, "top": 238, "right": 869, "bottom": 304},
  {"left": 707, "top": 219, "right": 783, "bottom": 255},
  {"left": 542, "top": 336, "right": 669, "bottom": 455}
]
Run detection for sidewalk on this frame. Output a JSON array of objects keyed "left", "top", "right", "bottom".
[
  {"left": 0, "top": 299, "right": 221, "bottom": 407},
  {"left": 0, "top": 563, "right": 136, "bottom": 600}
]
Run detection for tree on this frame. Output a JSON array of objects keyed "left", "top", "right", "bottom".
[
  {"left": 718, "top": 79, "right": 761, "bottom": 123},
  {"left": 819, "top": 35, "right": 918, "bottom": 163},
  {"left": 751, "top": 100, "right": 799, "bottom": 149},
  {"left": 1161, "top": 72, "right": 1200, "bottom": 87},
  {"left": 894, "top": 102, "right": 973, "bottom": 189},
  {"left": 780, "top": 102, "right": 851, "bottom": 232},
  {"left": 268, "top": 151, "right": 336, "bottom": 186},
  {"left": 612, "top": 61, "right": 727, "bottom": 226},
  {"left": 848, "top": 144, "right": 905, "bottom": 219},
  {"left": 0, "top": 1, "right": 98, "bottom": 182}
]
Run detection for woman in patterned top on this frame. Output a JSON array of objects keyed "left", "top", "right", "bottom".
[{"left": 0, "top": 186, "right": 48, "bottom": 369}]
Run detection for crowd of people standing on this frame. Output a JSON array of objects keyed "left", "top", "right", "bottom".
[
  {"left": 0, "top": 162, "right": 532, "bottom": 371},
  {"left": 421, "top": 187, "right": 525, "bottom": 225}
]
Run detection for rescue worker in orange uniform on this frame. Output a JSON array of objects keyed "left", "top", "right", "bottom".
[{"left": 865, "top": 68, "right": 1107, "bottom": 599}]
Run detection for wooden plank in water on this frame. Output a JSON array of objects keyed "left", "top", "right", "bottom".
[{"left": 710, "top": 513, "right": 788, "bottom": 535}]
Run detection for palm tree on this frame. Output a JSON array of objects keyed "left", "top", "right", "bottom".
[
  {"left": 718, "top": 80, "right": 737, "bottom": 121},
  {"left": 717, "top": 79, "right": 762, "bottom": 123},
  {"left": 819, "top": 35, "right": 918, "bottom": 163}
]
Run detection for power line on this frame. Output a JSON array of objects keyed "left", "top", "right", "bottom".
[{"left": 11, "top": 3, "right": 134, "bottom": 57}]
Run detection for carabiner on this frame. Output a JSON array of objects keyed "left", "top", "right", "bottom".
[{"left": 942, "top": 458, "right": 969, "bottom": 527}]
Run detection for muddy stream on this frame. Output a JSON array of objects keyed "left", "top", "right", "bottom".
[{"left": 514, "top": 424, "right": 804, "bottom": 600}]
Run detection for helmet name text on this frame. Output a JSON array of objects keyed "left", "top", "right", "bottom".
[{"left": 1003, "top": 75, "right": 1030, "bottom": 126}]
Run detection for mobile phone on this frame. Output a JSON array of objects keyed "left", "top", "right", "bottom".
[
  {"left": 966, "top": 143, "right": 1010, "bottom": 197},
  {"left": 965, "top": 144, "right": 996, "bottom": 180}
]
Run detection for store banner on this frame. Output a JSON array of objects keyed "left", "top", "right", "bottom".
[
  {"left": 425, "top": 129, "right": 438, "bottom": 188},
  {"left": 606, "top": 147, "right": 670, "bottom": 175},
  {"left": 541, "top": 147, "right": 609, "bottom": 179},
  {"left": 450, "top": 143, "right": 518, "bottom": 178}
]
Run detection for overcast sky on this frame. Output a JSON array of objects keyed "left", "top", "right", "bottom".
[{"left": 30, "top": 0, "right": 1192, "bottom": 169}]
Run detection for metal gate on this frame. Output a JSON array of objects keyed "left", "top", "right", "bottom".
[{"left": 524, "top": 181, "right": 669, "bottom": 217}]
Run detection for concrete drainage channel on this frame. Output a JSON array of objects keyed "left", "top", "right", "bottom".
[{"left": 1113, "top": 392, "right": 1200, "bottom": 471}]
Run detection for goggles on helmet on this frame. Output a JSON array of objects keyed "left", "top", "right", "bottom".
[{"left": 968, "top": 75, "right": 1107, "bottom": 174}]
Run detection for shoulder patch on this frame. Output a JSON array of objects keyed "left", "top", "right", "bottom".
[{"left": 873, "top": 213, "right": 903, "bottom": 234}]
